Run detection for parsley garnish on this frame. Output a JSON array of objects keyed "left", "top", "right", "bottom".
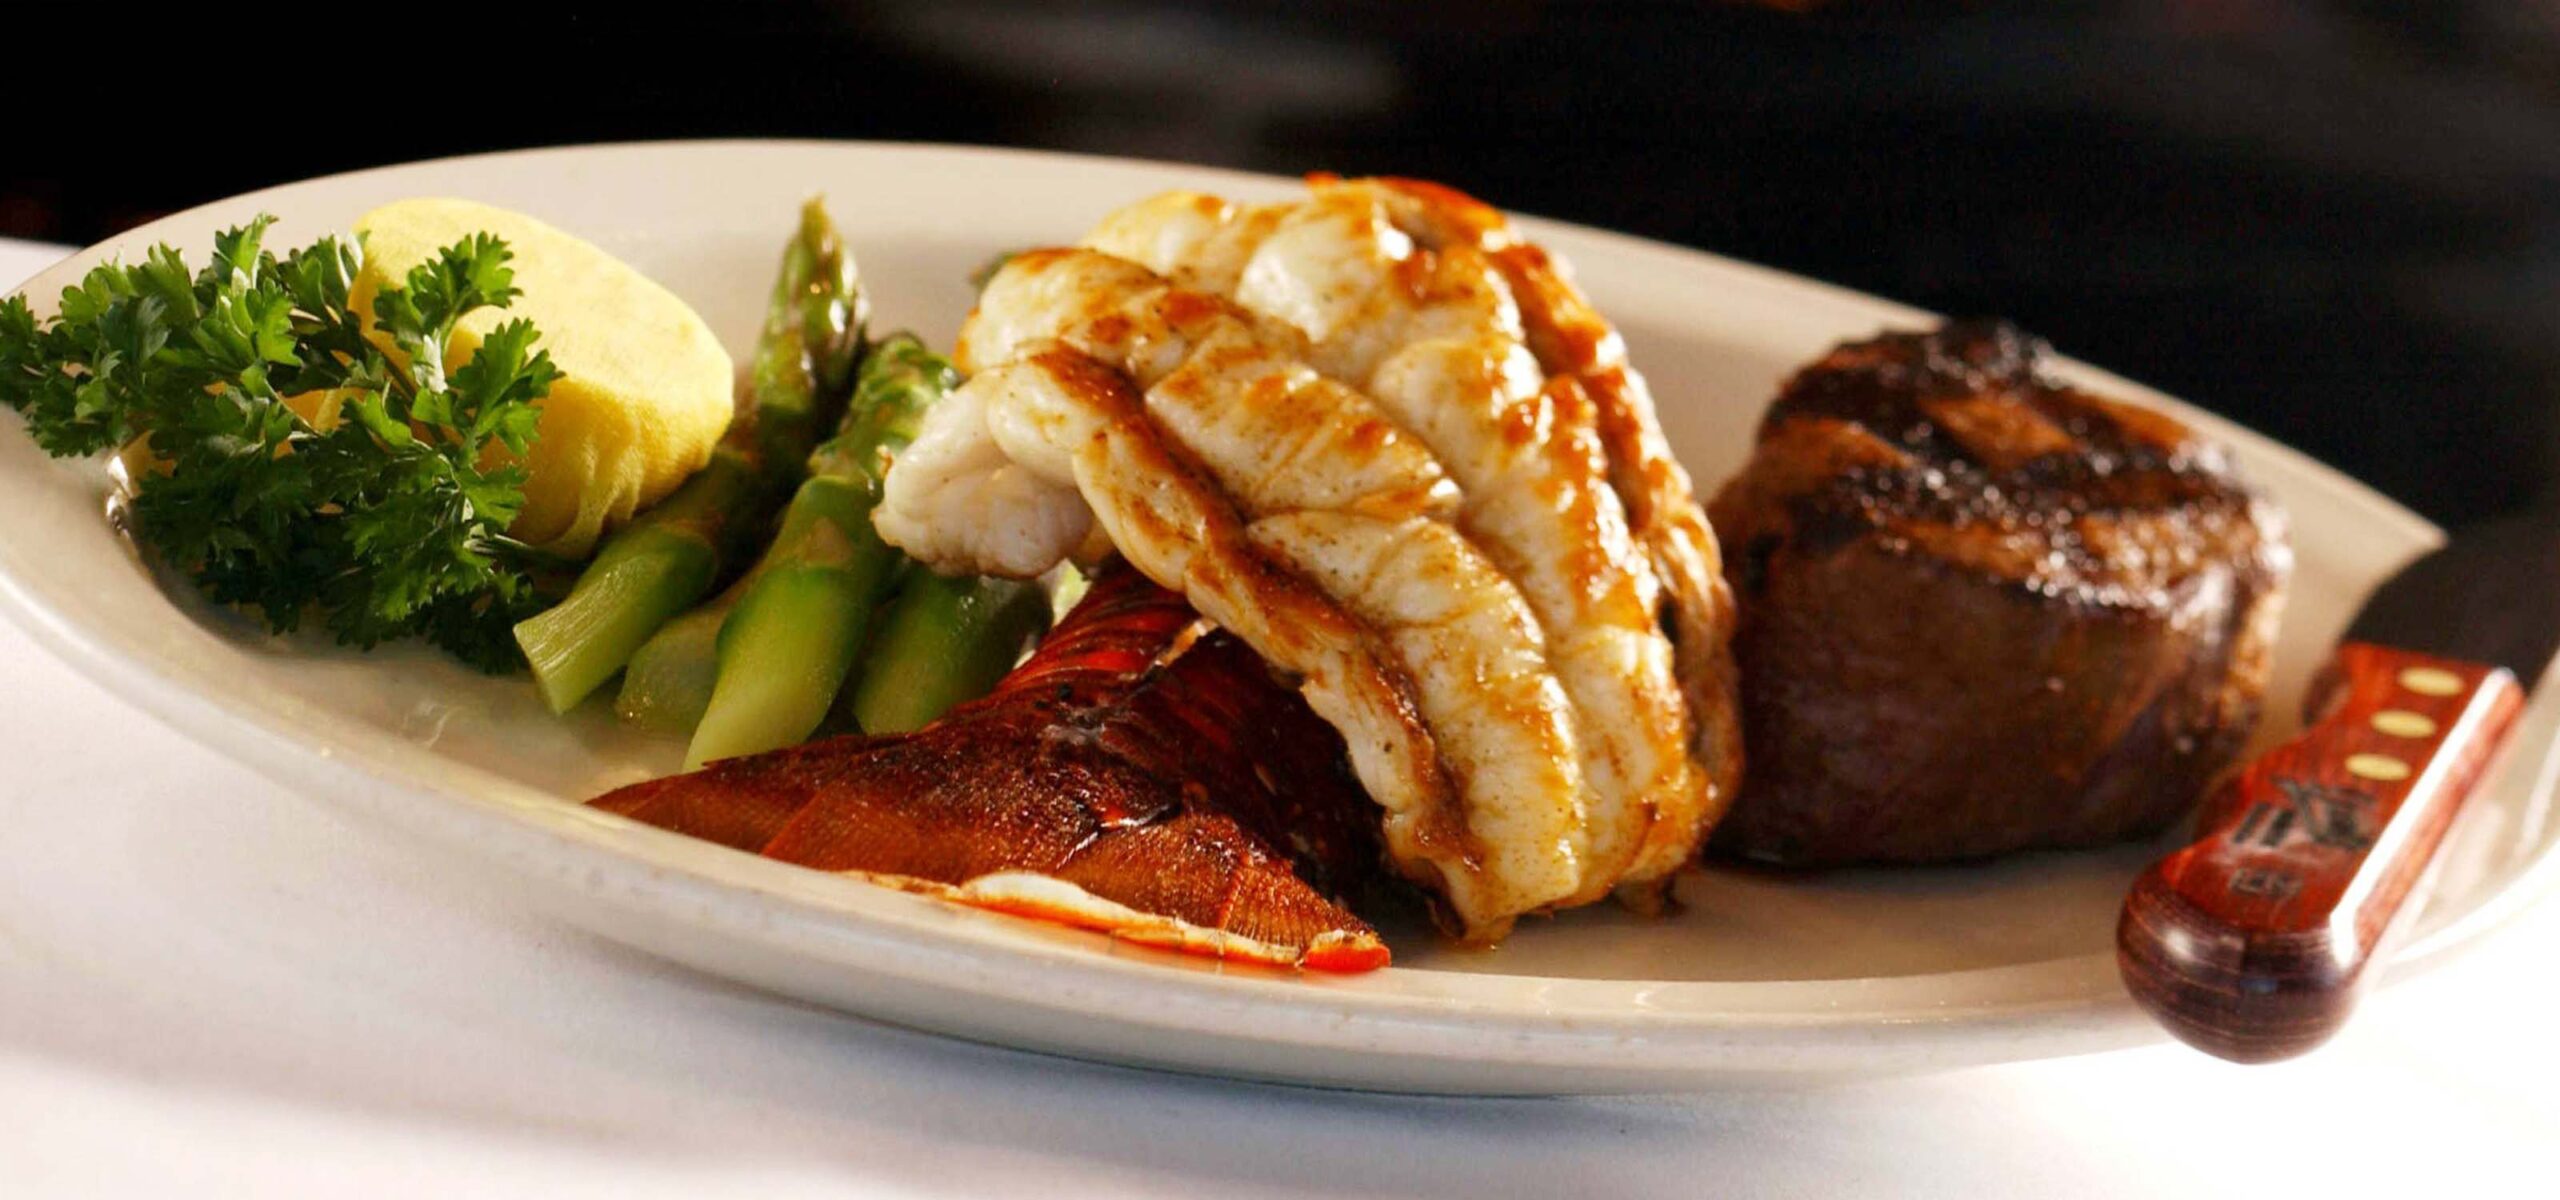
[{"left": 0, "top": 217, "right": 556, "bottom": 670}]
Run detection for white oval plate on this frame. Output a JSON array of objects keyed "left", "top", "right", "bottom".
[{"left": 5, "top": 141, "right": 2556, "bottom": 1094}]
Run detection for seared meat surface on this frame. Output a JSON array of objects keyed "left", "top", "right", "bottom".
[{"left": 1707, "top": 320, "right": 2290, "bottom": 865}]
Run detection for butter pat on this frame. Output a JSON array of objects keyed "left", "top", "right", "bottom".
[{"left": 350, "top": 198, "right": 733, "bottom": 558}]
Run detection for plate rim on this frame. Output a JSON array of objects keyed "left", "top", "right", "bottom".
[{"left": 3, "top": 137, "right": 2544, "bottom": 1087}]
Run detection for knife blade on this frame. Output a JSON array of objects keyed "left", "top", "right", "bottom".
[{"left": 2118, "top": 508, "right": 2560, "bottom": 1062}]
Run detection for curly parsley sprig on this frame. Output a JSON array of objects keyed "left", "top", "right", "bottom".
[{"left": 0, "top": 217, "right": 557, "bottom": 670}]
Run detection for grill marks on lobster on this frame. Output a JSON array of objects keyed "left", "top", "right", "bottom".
[{"left": 876, "top": 176, "right": 1747, "bottom": 938}]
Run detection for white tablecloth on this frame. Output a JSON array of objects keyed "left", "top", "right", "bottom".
[{"left": 3, "top": 237, "right": 2555, "bottom": 1198}]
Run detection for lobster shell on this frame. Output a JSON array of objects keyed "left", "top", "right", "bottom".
[{"left": 593, "top": 563, "right": 1392, "bottom": 971}]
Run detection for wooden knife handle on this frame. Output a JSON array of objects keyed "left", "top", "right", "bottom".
[{"left": 2117, "top": 642, "right": 2524, "bottom": 1062}]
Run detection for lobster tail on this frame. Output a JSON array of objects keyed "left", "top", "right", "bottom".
[{"left": 593, "top": 564, "right": 1392, "bottom": 972}]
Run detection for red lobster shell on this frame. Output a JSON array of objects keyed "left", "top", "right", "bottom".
[{"left": 592, "top": 563, "right": 1392, "bottom": 971}]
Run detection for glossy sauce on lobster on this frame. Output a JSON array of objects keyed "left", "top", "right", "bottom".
[{"left": 593, "top": 563, "right": 1393, "bottom": 971}]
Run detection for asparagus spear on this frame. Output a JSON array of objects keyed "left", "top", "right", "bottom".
[
  {"left": 846, "top": 570, "right": 1051, "bottom": 734},
  {"left": 613, "top": 604, "right": 726, "bottom": 732},
  {"left": 610, "top": 345, "right": 892, "bottom": 736},
  {"left": 512, "top": 200, "right": 864, "bottom": 713},
  {"left": 682, "top": 334, "right": 954, "bottom": 767}
]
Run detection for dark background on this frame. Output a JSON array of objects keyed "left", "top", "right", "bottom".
[{"left": 9, "top": 0, "right": 2557, "bottom": 527}]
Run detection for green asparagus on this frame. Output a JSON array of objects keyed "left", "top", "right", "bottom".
[
  {"left": 512, "top": 200, "right": 864, "bottom": 712},
  {"left": 612, "top": 604, "right": 727, "bottom": 732},
  {"left": 682, "top": 334, "right": 955, "bottom": 767},
  {"left": 847, "top": 571, "right": 1051, "bottom": 734}
]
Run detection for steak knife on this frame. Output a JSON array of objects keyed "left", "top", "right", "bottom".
[{"left": 2118, "top": 509, "right": 2560, "bottom": 1062}]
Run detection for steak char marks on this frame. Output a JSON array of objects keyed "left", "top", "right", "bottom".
[{"left": 1707, "top": 321, "right": 2291, "bottom": 866}]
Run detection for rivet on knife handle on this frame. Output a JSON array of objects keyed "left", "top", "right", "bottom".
[{"left": 2117, "top": 642, "right": 2524, "bottom": 1062}]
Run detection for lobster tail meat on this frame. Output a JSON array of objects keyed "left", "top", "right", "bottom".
[
  {"left": 592, "top": 564, "right": 1392, "bottom": 972},
  {"left": 876, "top": 175, "right": 1744, "bottom": 939}
]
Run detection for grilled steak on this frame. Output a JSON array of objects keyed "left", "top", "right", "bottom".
[{"left": 1706, "top": 320, "right": 2291, "bottom": 865}]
